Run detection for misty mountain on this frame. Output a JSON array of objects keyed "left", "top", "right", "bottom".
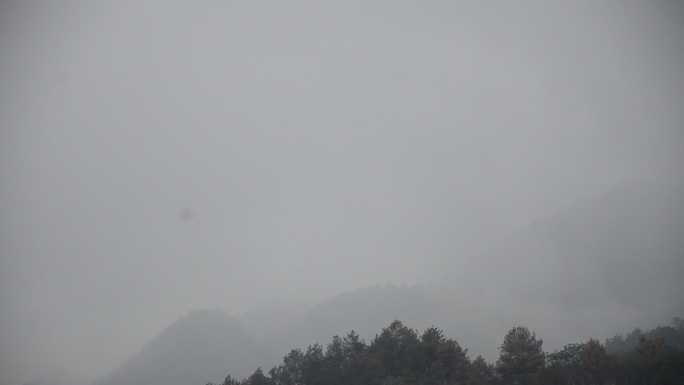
[
  {"left": 262, "top": 285, "right": 447, "bottom": 360},
  {"left": 475, "top": 178, "right": 683, "bottom": 295},
  {"left": 90, "top": 178, "right": 684, "bottom": 383},
  {"left": 461, "top": 180, "right": 684, "bottom": 338},
  {"left": 441, "top": 177, "right": 684, "bottom": 357},
  {"left": 236, "top": 299, "right": 314, "bottom": 341},
  {"left": 259, "top": 178, "right": 684, "bottom": 362},
  {"left": 261, "top": 283, "right": 495, "bottom": 365},
  {"left": 92, "top": 309, "right": 273, "bottom": 385}
]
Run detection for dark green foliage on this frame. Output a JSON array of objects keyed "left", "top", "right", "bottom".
[
  {"left": 548, "top": 340, "right": 617, "bottom": 385},
  {"left": 273, "top": 320, "right": 474, "bottom": 385},
  {"left": 428, "top": 339, "right": 470, "bottom": 384},
  {"left": 213, "top": 319, "right": 684, "bottom": 385},
  {"left": 468, "top": 355, "right": 496, "bottom": 385},
  {"left": 244, "top": 368, "right": 272, "bottom": 385},
  {"left": 606, "top": 318, "right": 684, "bottom": 354},
  {"left": 605, "top": 328, "right": 643, "bottom": 354},
  {"left": 301, "top": 344, "right": 324, "bottom": 385},
  {"left": 612, "top": 337, "right": 684, "bottom": 385},
  {"left": 268, "top": 349, "right": 303, "bottom": 385},
  {"left": 496, "top": 326, "right": 545, "bottom": 385},
  {"left": 421, "top": 326, "right": 446, "bottom": 346},
  {"left": 535, "top": 361, "right": 571, "bottom": 385},
  {"left": 222, "top": 374, "right": 241, "bottom": 385},
  {"left": 548, "top": 343, "right": 585, "bottom": 384},
  {"left": 369, "top": 320, "right": 421, "bottom": 380},
  {"left": 322, "top": 336, "right": 346, "bottom": 385}
]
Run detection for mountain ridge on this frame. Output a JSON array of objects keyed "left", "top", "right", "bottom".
[
  {"left": 92, "top": 178, "right": 684, "bottom": 382},
  {"left": 92, "top": 309, "right": 273, "bottom": 385}
]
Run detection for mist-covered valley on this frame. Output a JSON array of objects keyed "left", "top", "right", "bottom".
[{"left": 2, "top": 2, "right": 683, "bottom": 385}]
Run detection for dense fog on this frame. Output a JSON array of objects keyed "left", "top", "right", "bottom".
[{"left": 1, "top": 2, "right": 683, "bottom": 385}]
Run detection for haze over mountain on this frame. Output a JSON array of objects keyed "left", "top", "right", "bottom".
[
  {"left": 92, "top": 177, "right": 684, "bottom": 385},
  {"left": 2, "top": 1, "right": 683, "bottom": 384},
  {"left": 236, "top": 299, "right": 315, "bottom": 341},
  {"left": 444, "top": 177, "right": 684, "bottom": 358},
  {"left": 92, "top": 309, "right": 273, "bottom": 385},
  {"left": 259, "top": 178, "right": 684, "bottom": 363}
]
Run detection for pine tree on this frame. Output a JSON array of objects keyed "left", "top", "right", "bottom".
[{"left": 496, "top": 326, "right": 545, "bottom": 385}]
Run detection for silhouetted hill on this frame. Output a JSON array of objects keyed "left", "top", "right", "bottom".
[{"left": 92, "top": 309, "right": 273, "bottom": 385}]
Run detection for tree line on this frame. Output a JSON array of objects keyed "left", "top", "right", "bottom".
[{"left": 207, "top": 318, "right": 684, "bottom": 385}]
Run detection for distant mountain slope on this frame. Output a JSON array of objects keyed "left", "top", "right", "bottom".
[
  {"left": 236, "top": 299, "right": 314, "bottom": 341},
  {"left": 265, "top": 178, "right": 684, "bottom": 362},
  {"left": 92, "top": 309, "right": 273, "bottom": 385},
  {"left": 473, "top": 177, "right": 684, "bottom": 300},
  {"left": 451, "top": 177, "right": 684, "bottom": 355},
  {"left": 264, "top": 285, "right": 446, "bottom": 356},
  {"left": 92, "top": 179, "right": 684, "bottom": 381}
]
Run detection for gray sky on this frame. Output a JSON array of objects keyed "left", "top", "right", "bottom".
[{"left": 1, "top": 2, "right": 683, "bottom": 384}]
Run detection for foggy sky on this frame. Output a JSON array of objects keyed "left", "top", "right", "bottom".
[{"left": 2, "top": 2, "right": 683, "bottom": 384}]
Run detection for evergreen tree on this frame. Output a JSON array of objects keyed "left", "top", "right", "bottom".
[
  {"left": 222, "top": 374, "right": 241, "bottom": 385},
  {"left": 269, "top": 349, "right": 303, "bottom": 385},
  {"left": 496, "top": 326, "right": 545, "bottom": 385},
  {"left": 370, "top": 320, "right": 420, "bottom": 381},
  {"left": 302, "top": 344, "right": 324, "bottom": 385},
  {"left": 430, "top": 338, "right": 470, "bottom": 385},
  {"left": 467, "top": 355, "right": 495, "bottom": 385},
  {"left": 244, "top": 368, "right": 272, "bottom": 385},
  {"left": 548, "top": 343, "right": 585, "bottom": 385},
  {"left": 323, "top": 336, "right": 347, "bottom": 385}
]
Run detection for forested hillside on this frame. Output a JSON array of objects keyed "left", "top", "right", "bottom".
[{"left": 208, "top": 319, "right": 684, "bottom": 385}]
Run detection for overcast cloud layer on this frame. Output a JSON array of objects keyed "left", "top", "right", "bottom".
[{"left": 1, "top": 2, "right": 683, "bottom": 384}]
